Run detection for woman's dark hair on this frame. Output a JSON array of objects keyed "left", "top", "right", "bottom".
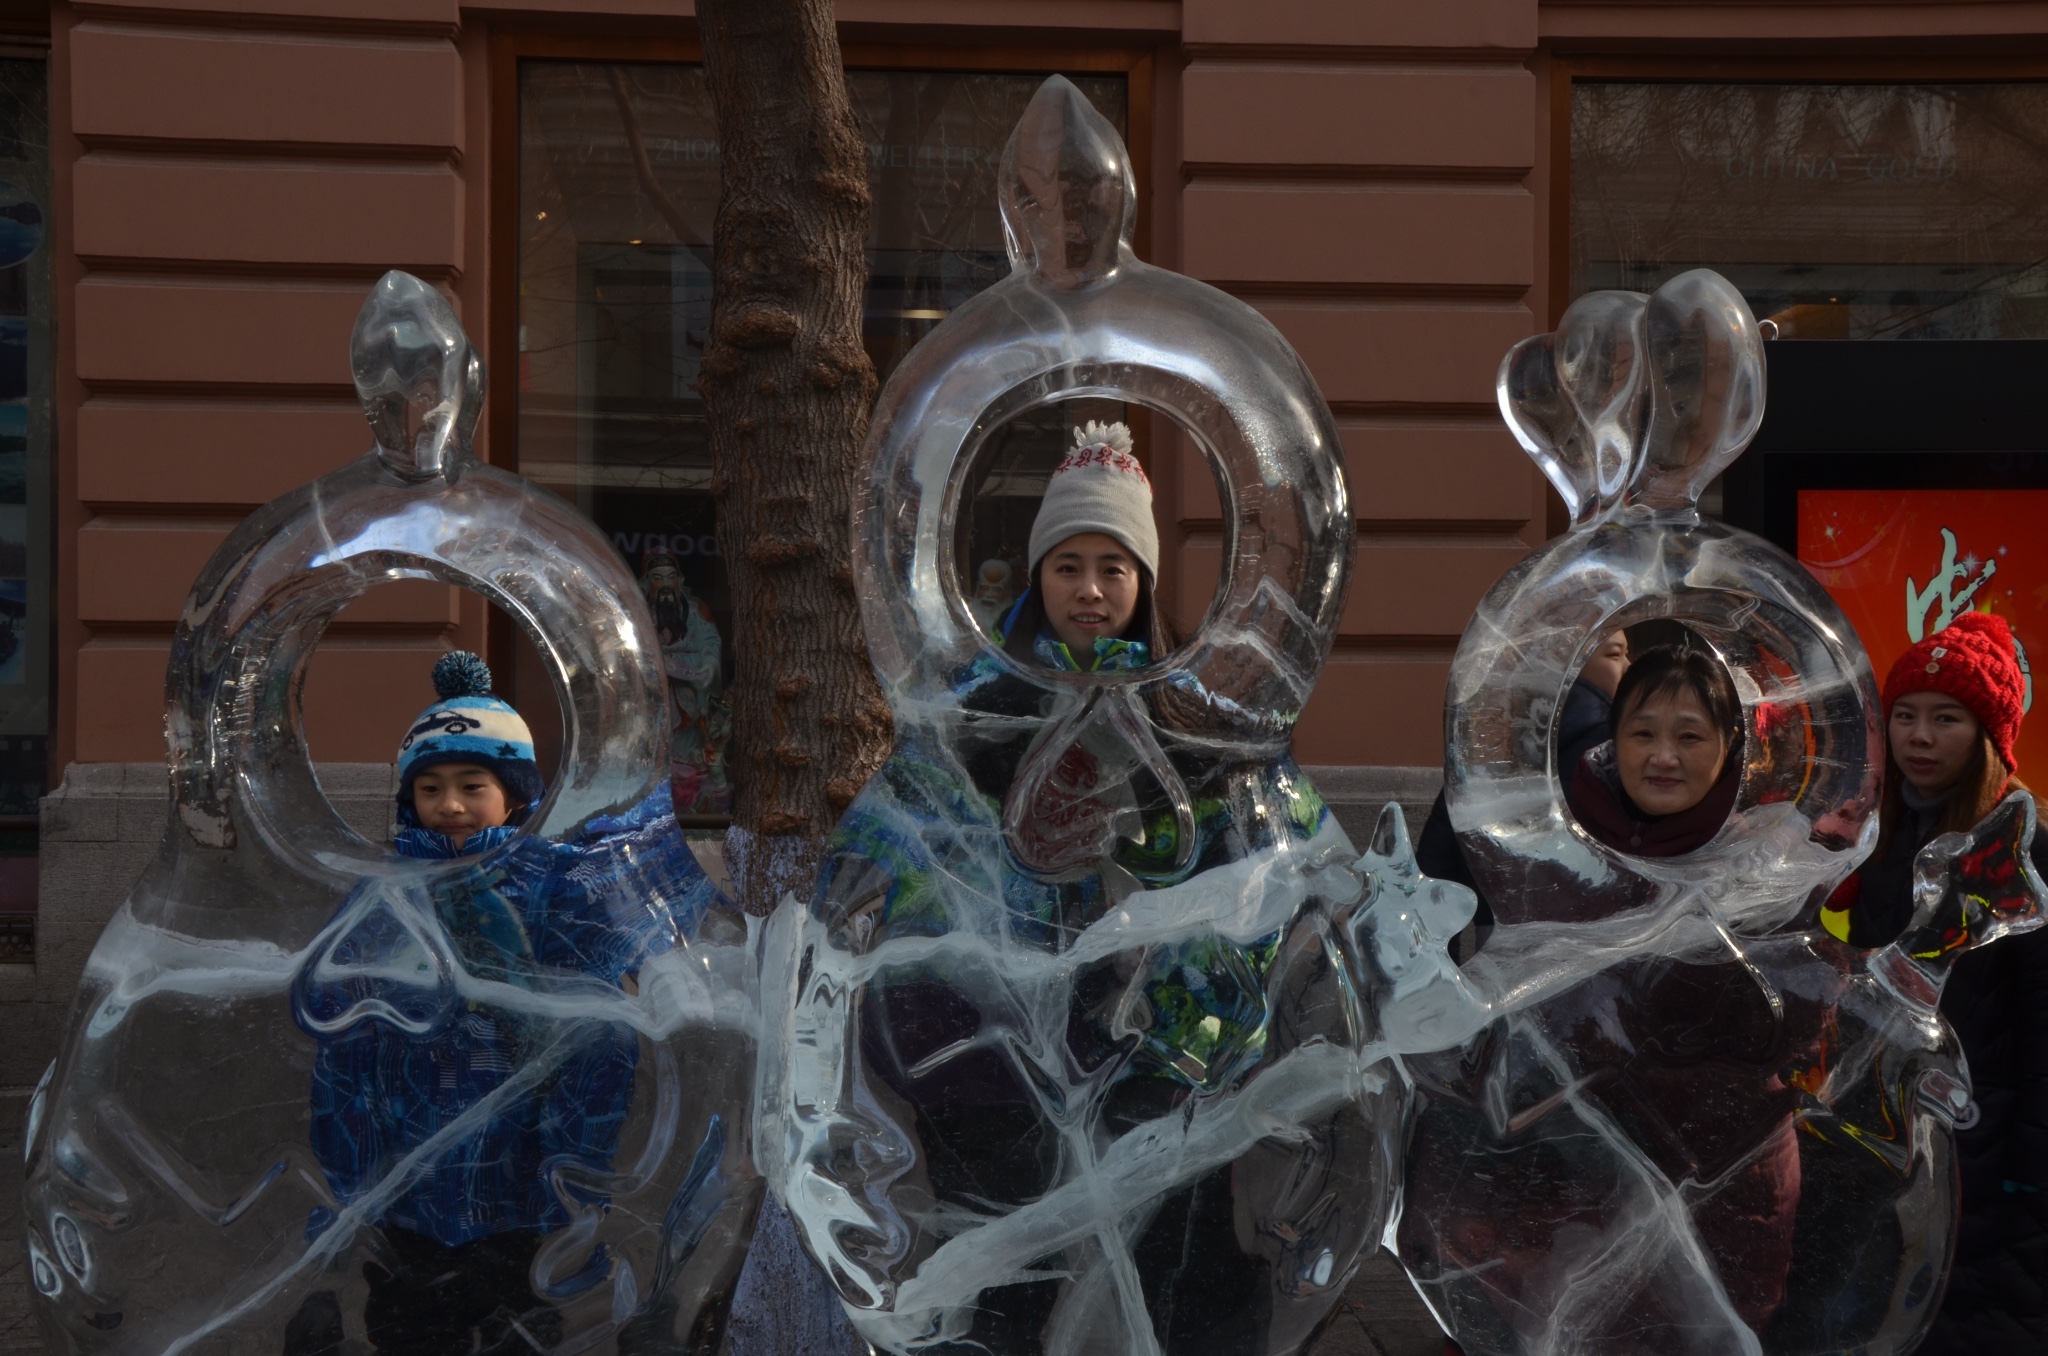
[
  {"left": 1609, "top": 642, "right": 1745, "bottom": 756},
  {"left": 1875, "top": 723, "right": 2022, "bottom": 853}
]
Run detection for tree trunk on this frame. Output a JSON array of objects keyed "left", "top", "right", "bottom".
[
  {"left": 698, "top": 3, "right": 887, "bottom": 1352},
  {"left": 698, "top": 0, "right": 892, "bottom": 917}
]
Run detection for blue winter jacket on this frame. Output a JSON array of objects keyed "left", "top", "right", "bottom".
[{"left": 296, "top": 787, "right": 715, "bottom": 1246}]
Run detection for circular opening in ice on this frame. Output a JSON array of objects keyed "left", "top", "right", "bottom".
[
  {"left": 301, "top": 584, "right": 572, "bottom": 854},
  {"left": 199, "top": 550, "right": 664, "bottom": 883},
  {"left": 940, "top": 384, "right": 1236, "bottom": 683},
  {"left": 1549, "top": 594, "right": 1875, "bottom": 866}
]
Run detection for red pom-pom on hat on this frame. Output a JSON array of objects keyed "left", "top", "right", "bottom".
[{"left": 1881, "top": 611, "right": 2027, "bottom": 773}]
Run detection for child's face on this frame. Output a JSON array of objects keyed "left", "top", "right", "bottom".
[{"left": 412, "top": 763, "right": 512, "bottom": 836}]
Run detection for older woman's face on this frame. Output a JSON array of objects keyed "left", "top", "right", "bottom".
[{"left": 1616, "top": 686, "right": 1730, "bottom": 817}]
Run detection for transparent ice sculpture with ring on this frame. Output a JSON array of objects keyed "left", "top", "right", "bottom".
[
  {"left": 22, "top": 273, "right": 759, "bottom": 1355},
  {"left": 1393, "top": 269, "right": 2048, "bottom": 1355},
  {"left": 754, "top": 76, "right": 1402, "bottom": 1355}
]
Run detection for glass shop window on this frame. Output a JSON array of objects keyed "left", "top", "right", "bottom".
[
  {"left": 0, "top": 55, "right": 47, "bottom": 955},
  {"left": 516, "top": 62, "right": 1129, "bottom": 820},
  {"left": 1572, "top": 83, "right": 2048, "bottom": 340}
]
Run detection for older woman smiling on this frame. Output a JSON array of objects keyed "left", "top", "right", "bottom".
[{"left": 1566, "top": 642, "right": 1745, "bottom": 856}]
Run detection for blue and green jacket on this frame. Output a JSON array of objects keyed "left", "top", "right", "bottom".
[{"left": 818, "top": 600, "right": 1328, "bottom": 1095}]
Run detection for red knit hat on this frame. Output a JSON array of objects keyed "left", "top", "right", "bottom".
[{"left": 1881, "top": 611, "right": 2027, "bottom": 773}]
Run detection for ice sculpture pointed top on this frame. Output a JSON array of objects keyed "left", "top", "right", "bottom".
[
  {"left": 997, "top": 74, "right": 1135, "bottom": 288},
  {"left": 169, "top": 270, "right": 661, "bottom": 859},
  {"left": 351, "top": 270, "right": 486, "bottom": 481},
  {"left": 764, "top": 76, "right": 1388, "bottom": 1356},
  {"left": 26, "top": 273, "right": 754, "bottom": 1356},
  {"left": 859, "top": 76, "right": 1348, "bottom": 714},
  {"left": 1501, "top": 269, "right": 1765, "bottom": 526}
]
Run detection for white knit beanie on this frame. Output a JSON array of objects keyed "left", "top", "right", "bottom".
[{"left": 1027, "top": 422, "right": 1158, "bottom": 579}]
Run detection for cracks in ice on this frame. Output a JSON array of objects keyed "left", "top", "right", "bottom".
[
  {"left": 865, "top": 1042, "right": 1381, "bottom": 1347},
  {"left": 769, "top": 803, "right": 1465, "bottom": 1353},
  {"left": 83, "top": 881, "right": 747, "bottom": 1045},
  {"left": 152, "top": 1031, "right": 584, "bottom": 1356}
]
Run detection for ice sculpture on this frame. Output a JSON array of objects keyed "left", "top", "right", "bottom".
[
  {"left": 22, "top": 272, "right": 759, "bottom": 1354},
  {"left": 1394, "top": 270, "right": 2048, "bottom": 1354},
  {"left": 753, "top": 77, "right": 1400, "bottom": 1354}
]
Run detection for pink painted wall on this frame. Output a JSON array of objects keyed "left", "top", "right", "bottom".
[
  {"left": 1175, "top": 0, "right": 1544, "bottom": 765},
  {"left": 45, "top": 0, "right": 2045, "bottom": 773},
  {"left": 56, "top": 0, "right": 483, "bottom": 766}
]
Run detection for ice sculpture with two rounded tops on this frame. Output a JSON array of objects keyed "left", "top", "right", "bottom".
[
  {"left": 1394, "top": 270, "right": 2048, "bottom": 1356},
  {"left": 22, "top": 274, "right": 759, "bottom": 1355}
]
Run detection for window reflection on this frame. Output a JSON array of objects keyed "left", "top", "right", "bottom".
[
  {"left": 1573, "top": 82, "right": 2048, "bottom": 339},
  {"left": 0, "top": 57, "right": 43, "bottom": 929},
  {"left": 517, "top": 63, "right": 1128, "bottom": 817}
]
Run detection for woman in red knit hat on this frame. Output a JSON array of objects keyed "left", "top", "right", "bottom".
[{"left": 1825, "top": 609, "right": 2048, "bottom": 1352}]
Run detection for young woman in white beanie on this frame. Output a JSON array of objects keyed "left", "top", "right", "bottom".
[
  {"left": 810, "top": 417, "right": 1348, "bottom": 1351},
  {"left": 993, "top": 420, "right": 1172, "bottom": 672}
]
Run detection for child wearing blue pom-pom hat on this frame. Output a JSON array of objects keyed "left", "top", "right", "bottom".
[
  {"left": 394, "top": 650, "right": 545, "bottom": 850},
  {"left": 287, "top": 652, "right": 721, "bottom": 1356}
]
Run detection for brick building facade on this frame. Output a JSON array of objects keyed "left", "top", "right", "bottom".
[{"left": 7, "top": 2, "right": 2048, "bottom": 1346}]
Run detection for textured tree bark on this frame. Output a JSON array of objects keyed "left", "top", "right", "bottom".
[
  {"left": 698, "top": 5, "right": 887, "bottom": 1352},
  {"left": 698, "top": 0, "right": 892, "bottom": 917}
]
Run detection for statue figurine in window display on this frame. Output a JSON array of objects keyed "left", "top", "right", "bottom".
[
  {"left": 967, "top": 557, "right": 1017, "bottom": 633},
  {"left": 21, "top": 271, "right": 760, "bottom": 1356},
  {"left": 638, "top": 548, "right": 732, "bottom": 815},
  {"left": 754, "top": 75, "right": 1414, "bottom": 1355},
  {"left": 1393, "top": 269, "right": 2048, "bottom": 1356}
]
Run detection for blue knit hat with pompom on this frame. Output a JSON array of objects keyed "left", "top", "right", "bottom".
[{"left": 396, "top": 651, "right": 544, "bottom": 825}]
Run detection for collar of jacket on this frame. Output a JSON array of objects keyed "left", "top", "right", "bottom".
[
  {"left": 1568, "top": 740, "right": 1743, "bottom": 857},
  {"left": 1028, "top": 629, "right": 1150, "bottom": 674},
  {"left": 394, "top": 823, "right": 522, "bottom": 860}
]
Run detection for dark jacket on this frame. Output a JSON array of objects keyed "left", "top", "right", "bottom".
[
  {"left": 1837, "top": 788, "right": 2048, "bottom": 1353},
  {"left": 1569, "top": 743, "right": 1801, "bottom": 1325},
  {"left": 1415, "top": 740, "right": 1809, "bottom": 1334},
  {"left": 1417, "top": 679, "right": 1617, "bottom": 931},
  {"left": 1556, "top": 677, "right": 1616, "bottom": 783},
  {"left": 296, "top": 788, "right": 708, "bottom": 1247}
]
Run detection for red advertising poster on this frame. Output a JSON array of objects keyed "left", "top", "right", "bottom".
[{"left": 1799, "top": 489, "right": 2043, "bottom": 771}]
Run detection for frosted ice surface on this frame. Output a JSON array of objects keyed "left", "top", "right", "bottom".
[
  {"left": 22, "top": 273, "right": 758, "bottom": 1354},
  {"left": 1394, "top": 271, "right": 2048, "bottom": 1355},
  {"left": 753, "top": 76, "right": 1403, "bottom": 1354}
]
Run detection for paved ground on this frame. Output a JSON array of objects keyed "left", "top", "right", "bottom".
[
  {"left": 0, "top": 1189, "right": 1442, "bottom": 1356},
  {"left": 0, "top": 1079, "right": 1442, "bottom": 1356},
  {"left": 1314, "top": 1250, "right": 1447, "bottom": 1356},
  {"left": 1, "top": 1086, "right": 40, "bottom": 1355}
]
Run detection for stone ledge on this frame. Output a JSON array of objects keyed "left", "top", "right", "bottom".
[
  {"left": 1302, "top": 764, "right": 1444, "bottom": 803},
  {"left": 1303, "top": 764, "right": 1442, "bottom": 848},
  {"left": 2, "top": 762, "right": 403, "bottom": 1078}
]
